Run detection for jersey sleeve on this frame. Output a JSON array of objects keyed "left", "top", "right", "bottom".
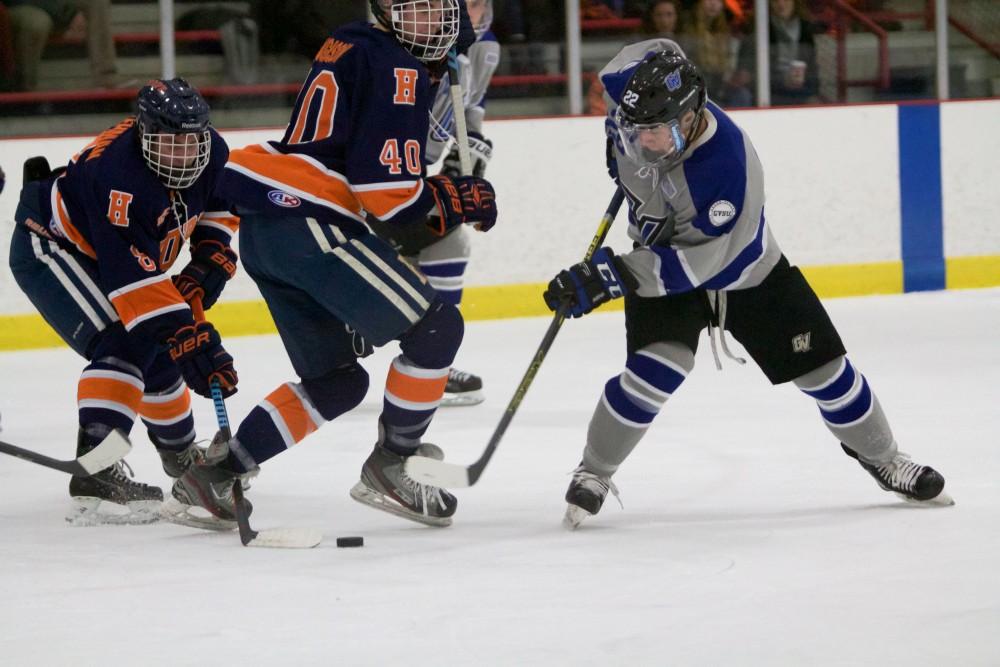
[{"left": 86, "top": 180, "right": 193, "bottom": 343}]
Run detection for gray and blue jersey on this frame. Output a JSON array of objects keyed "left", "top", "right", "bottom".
[{"left": 601, "top": 39, "right": 783, "bottom": 297}]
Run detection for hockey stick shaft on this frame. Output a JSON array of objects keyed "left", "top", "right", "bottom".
[
  {"left": 447, "top": 47, "right": 473, "bottom": 175},
  {"left": 406, "top": 187, "right": 626, "bottom": 487}
]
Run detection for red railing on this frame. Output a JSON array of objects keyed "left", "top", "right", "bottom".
[
  {"left": 949, "top": 17, "right": 1000, "bottom": 61},
  {"left": 49, "top": 29, "right": 221, "bottom": 47},
  {"left": 829, "top": 0, "right": 891, "bottom": 101}
]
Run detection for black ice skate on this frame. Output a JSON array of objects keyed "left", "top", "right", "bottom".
[
  {"left": 441, "top": 367, "right": 485, "bottom": 407},
  {"left": 160, "top": 459, "right": 251, "bottom": 531},
  {"left": 350, "top": 443, "right": 457, "bottom": 527},
  {"left": 842, "top": 443, "right": 954, "bottom": 506},
  {"left": 67, "top": 431, "right": 163, "bottom": 526},
  {"left": 150, "top": 435, "right": 199, "bottom": 478},
  {"left": 563, "top": 465, "right": 621, "bottom": 530}
]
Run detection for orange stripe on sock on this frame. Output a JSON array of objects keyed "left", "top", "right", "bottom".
[
  {"left": 265, "top": 383, "right": 319, "bottom": 444},
  {"left": 140, "top": 387, "right": 192, "bottom": 423},
  {"left": 385, "top": 366, "right": 448, "bottom": 405},
  {"left": 78, "top": 377, "right": 143, "bottom": 412}
]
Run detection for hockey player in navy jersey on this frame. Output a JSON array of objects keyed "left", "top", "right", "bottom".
[
  {"left": 369, "top": 0, "right": 499, "bottom": 406},
  {"left": 8, "top": 79, "right": 240, "bottom": 524},
  {"left": 162, "top": 0, "right": 497, "bottom": 529},
  {"left": 542, "top": 44, "right": 952, "bottom": 529}
]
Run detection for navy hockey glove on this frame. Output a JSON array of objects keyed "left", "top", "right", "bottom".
[
  {"left": 167, "top": 321, "right": 238, "bottom": 398},
  {"left": 543, "top": 248, "right": 638, "bottom": 318},
  {"left": 172, "top": 240, "right": 238, "bottom": 310},
  {"left": 426, "top": 174, "right": 497, "bottom": 234},
  {"left": 441, "top": 132, "right": 493, "bottom": 179}
]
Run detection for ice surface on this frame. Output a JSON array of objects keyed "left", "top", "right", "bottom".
[{"left": 1, "top": 289, "right": 998, "bottom": 665}]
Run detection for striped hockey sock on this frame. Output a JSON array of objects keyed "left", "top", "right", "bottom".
[
  {"left": 77, "top": 357, "right": 145, "bottom": 435},
  {"left": 230, "top": 382, "right": 328, "bottom": 472},
  {"left": 379, "top": 355, "right": 449, "bottom": 455},
  {"left": 140, "top": 379, "right": 194, "bottom": 449}
]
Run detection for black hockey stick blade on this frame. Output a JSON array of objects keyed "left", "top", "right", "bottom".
[
  {"left": 0, "top": 429, "right": 131, "bottom": 476},
  {"left": 405, "top": 187, "right": 627, "bottom": 488}
]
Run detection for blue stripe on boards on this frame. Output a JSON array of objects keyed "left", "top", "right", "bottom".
[{"left": 898, "top": 104, "right": 945, "bottom": 292}]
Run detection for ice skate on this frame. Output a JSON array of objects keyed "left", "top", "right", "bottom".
[
  {"left": 349, "top": 443, "right": 456, "bottom": 527},
  {"left": 160, "top": 459, "right": 249, "bottom": 532},
  {"left": 842, "top": 443, "right": 954, "bottom": 506},
  {"left": 441, "top": 368, "right": 485, "bottom": 407},
  {"left": 563, "top": 465, "right": 621, "bottom": 530},
  {"left": 153, "top": 439, "right": 199, "bottom": 479},
  {"left": 66, "top": 429, "right": 162, "bottom": 526}
]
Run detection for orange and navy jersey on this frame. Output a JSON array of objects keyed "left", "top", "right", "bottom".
[
  {"left": 217, "top": 22, "right": 436, "bottom": 233},
  {"left": 31, "top": 119, "right": 237, "bottom": 341}
]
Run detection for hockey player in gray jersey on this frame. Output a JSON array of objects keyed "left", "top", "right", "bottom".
[
  {"left": 369, "top": 0, "right": 499, "bottom": 406},
  {"left": 542, "top": 43, "right": 953, "bottom": 529}
]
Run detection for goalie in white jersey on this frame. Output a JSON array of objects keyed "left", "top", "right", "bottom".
[
  {"left": 541, "top": 42, "right": 953, "bottom": 528},
  {"left": 369, "top": 0, "right": 499, "bottom": 406}
]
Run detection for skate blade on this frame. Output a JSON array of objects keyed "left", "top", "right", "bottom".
[
  {"left": 159, "top": 497, "right": 236, "bottom": 532},
  {"left": 66, "top": 497, "right": 161, "bottom": 526},
  {"left": 440, "top": 390, "right": 485, "bottom": 407},
  {"left": 896, "top": 488, "right": 956, "bottom": 507},
  {"left": 563, "top": 504, "right": 593, "bottom": 531},
  {"left": 349, "top": 481, "right": 452, "bottom": 527}
]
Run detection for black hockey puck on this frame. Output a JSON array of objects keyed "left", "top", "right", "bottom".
[{"left": 336, "top": 536, "right": 364, "bottom": 548}]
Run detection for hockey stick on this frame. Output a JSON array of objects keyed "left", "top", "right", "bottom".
[
  {"left": 0, "top": 429, "right": 131, "bottom": 476},
  {"left": 190, "top": 298, "right": 322, "bottom": 548},
  {"left": 206, "top": 381, "right": 322, "bottom": 549},
  {"left": 446, "top": 46, "right": 473, "bottom": 175},
  {"left": 405, "top": 187, "right": 627, "bottom": 488}
]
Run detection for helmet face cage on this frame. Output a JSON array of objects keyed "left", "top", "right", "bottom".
[
  {"left": 140, "top": 130, "right": 211, "bottom": 190},
  {"left": 135, "top": 78, "right": 212, "bottom": 189},
  {"left": 380, "top": 0, "right": 460, "bottom": 63}
]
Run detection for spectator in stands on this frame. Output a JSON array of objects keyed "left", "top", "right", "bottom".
[
  {"left": 768, "top": 0, "right": 820, "bottom": 105},
  {"left": 7, "top": 0, "right": 116, "bottom": 91},
  {"left": 253, "top": 0, "right": 367, "bottom": 60},
  {"left": 677, "top": 0, "right": 752, "bottom": 107}
]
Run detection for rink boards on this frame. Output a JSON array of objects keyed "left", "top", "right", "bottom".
[{"left": 1, "top": 98, "right": 997, "bottom": 350}]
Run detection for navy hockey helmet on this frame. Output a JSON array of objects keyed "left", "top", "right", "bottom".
[
  {"left": 614, "top": 51, "right": 707, "bottom": 169},
  {"left": 370, "top": 0, "right": 460, "bottom": 63},
  {"left": 135, "top": 78, "right": 212, "bottom": 190}
]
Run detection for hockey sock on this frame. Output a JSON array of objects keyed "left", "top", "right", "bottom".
[
  {"left": 230, "top": 366, "right": 369, "bottom": 473},
  {"left": 77, "top": 356, "right": 145, "bottom": 435},
  {"left": 379, "top": 355, "right": 449, "bottom": 455},
  {"left": 140, "top": 378, "right": 194, "bottom": 450},
  {"left": 583, "top": 342, "right": 693, "bottom": 476},
  {"left": 794, "top": 355, "right": 897, "bottom": 463},
  {"left": 418, "top": 258, "right": 468, "bottom": 306}
]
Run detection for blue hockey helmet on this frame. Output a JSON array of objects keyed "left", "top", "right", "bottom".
[
  {"left": 135, "top": 78, "right": 212, "bottom": 189},
  {"left": 370, "top": 0, "right": 461, "bottom": 62},
  {"left": 614, "top": 51, "right": 707, "bottom": 169}
]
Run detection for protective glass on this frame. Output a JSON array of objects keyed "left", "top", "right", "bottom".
[
  {"left": 140, "top": 130, "right": 211, "bottom": 190},
  {"left": 390, "top": 0, "right": 460, "bottom": 63}
]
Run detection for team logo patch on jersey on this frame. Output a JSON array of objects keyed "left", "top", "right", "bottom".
[
  {"left": 665, "top": 69, "right": 682, "bottom": 91},
  {"left": 268, "top": 190, "right": 301, "bottom": 208},
  {"left": 792, "top": 332, "right": 812, "bottom": 353},
  {"left": 708, "top": 200, "right": 737, "bottom": 226}
]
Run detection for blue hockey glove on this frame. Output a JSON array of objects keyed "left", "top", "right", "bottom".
[
  {"left": 426, "top": 174, "right": 497, "bottom": 234},
  {"left": 167, "top": 321, "right": 238, "bottom": 398},
  {"left": 543, "top": 247, "right": 638, "bottom": 318},
  {"left": 441, "top": 132, "right": 493, "bottom": 179},
  {"left": 172, "top": 240, "right": 238, "bottom": 310}
]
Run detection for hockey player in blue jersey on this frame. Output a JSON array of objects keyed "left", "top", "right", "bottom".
[
  {"left": 542, "top": 45, "right": 952, "bottom": 529},
  {"left": 163, "top": 0, "right": 498, "bottom": 529},
  {"left": 369, "top": 0, "right": 499, "bottom": 406},
  {"left": 8, "top": 79, "right": 240, "bottom": 524}
]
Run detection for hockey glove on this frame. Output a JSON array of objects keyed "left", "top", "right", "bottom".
[
  {"left": 543, "top": 247, "right": 638, "bottom": 318},
  {"left": 426, "top": 174, "right": 497, "bottom": 235},
  {"left": 167, "top": 321, "right": 238, "bottom": 398},
  {"left": 441, "top": 132, "right": 493, "bottom": 179},
  {"left": 605, "top": 136, "right": 619, "bottom": 180},
  {"left": 172, "top": 240, "right": 238, "bottom": 310}
]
